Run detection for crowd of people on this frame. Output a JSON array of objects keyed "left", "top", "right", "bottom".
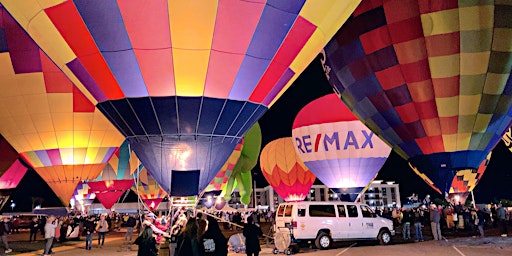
[{"left": 376, "top": 199, "right": 510, "bottom": 242}]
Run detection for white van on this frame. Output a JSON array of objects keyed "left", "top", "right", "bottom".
[{"left": 274, "top": 201, "right": 395, "bottom": 249}]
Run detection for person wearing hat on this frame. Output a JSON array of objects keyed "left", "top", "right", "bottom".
[{"left": 429, "top": 204, "right": 442, "bottom": 240}]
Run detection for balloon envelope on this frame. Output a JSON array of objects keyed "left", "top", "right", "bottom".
[
  {"left": 292, "top": 94, "right": 391, "bottom": 201},
  {"left": 87, "top": 140, "right": 137, "bottom": 209},
  {"left": 324, "top": 0, "right": 512, "bottom": 194},
  {"left": 203, "top": 139, "right": 244, "bottom": 193},
  {"left": 132, "top": 167, "right": 167, "bottom": 210},
  {"left": 0, "top": 7, "right": 124, "bottom": 204},
  {"left": 1, "top": 0, "right": 361, "bottom": 196},
  {"left": 260, "top": 137, "right": 315, "bottom": 202}
]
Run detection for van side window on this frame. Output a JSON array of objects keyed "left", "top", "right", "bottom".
[
  {"left": 360, "top": 205, "right": 376, "bottom": 218},
  {"left": 337, "top": 205, "right": 346, "bottom": 217},
  {"left": 298, "top": 208, "right": 306, "bottom": 217},
  {"left": 284, "top": 205, "right": 293, "bottom": 217},
  {"left": 309, "top": 205, "right": 336, "bottom": 217},
  {"left": 347, "top": 205, "right": 358, "bottom": 218},
  {"left": 277, "top": 205, "right": 285, "bottom": 217}
]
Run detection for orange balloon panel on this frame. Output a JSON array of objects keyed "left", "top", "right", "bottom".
[
  {"left": 260, "top": 137, "right": 315, "bottom": 202},
  {"left": 36, "top": 163, "right": 107, "bottom": 204},
  {"left": 449, "top": 152, "right": 492, "bottom": 194}
]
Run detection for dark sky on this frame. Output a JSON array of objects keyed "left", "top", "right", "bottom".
[{"left": 6, "top": 55, "right": 512, "bottom": 212}]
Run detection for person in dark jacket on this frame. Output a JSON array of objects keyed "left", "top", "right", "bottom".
[
  {"left": 29, "top": 217, "right": 39, "bottom": 242},
  {"left": 201, "top": 216, "right": 228, "bottom": 256},
  {"left": 82, "top": 216, "right": 96, "bottom": 250},
  {"left": 243, "top": 214, "right": 262, "bottom": 256},
  {"left": 401, "top": 208, "right": 412, "bottom": 240},
  {"left": 175, "top": 218, "right": 203, "bottom": 256},
  {"left": 134, "top": 225, "right": 158, "bottom": 256}
]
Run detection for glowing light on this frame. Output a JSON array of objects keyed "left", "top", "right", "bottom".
[{"left": 169, "top": 144, "right": 192, "bottom": 170}]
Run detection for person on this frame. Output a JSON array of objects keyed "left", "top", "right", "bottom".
[
  {"left": 125, "top": 214, "right": 137, "bottom": 243},
  {"left": 175, "top": 218, "right": 203, "bottom": 256},
  {"left": 496, "top": 203, "right": 508, "bottom": 237},
  {"left": 134, "top": 225, "right": 158, "bottom": 256},
  {"left": 476, "top": 206, "right": 486, "bottom": 237},
  {"left": 429, "top": 204, "right": 442, "bottom": 241},
  {"left": 83, "top": 216, "right": 96, "bottom": 250},
  {"left": 243, "top": 214, "right": 263, "bottom": 256},
  {"left": 201, "top": 216, "right": 228, "bottom": 256},
  {"left": 401, "top": 207, "right": 412, "bottom": 240},
  {"left": 96, "top": 214, "right": 109, "bottom": 248},
  {"left": 412, "top": 207, "right": 424, "bottom": 242},
  {"left": 0, "top": 217, "right": 12, "bottom": 254},
  {"left": 43, "top": 215, "right": 58, "bottom": 256},
  {"left": 29, "top": 217, "right": 39, "bottom": 243}
]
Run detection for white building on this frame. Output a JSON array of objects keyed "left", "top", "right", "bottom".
[{"left": 255, "top": 180, "right": 401, "bottom": 211}]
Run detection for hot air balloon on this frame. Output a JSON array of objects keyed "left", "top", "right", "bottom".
[
  {"left": 501, "top": 127, "right": 512, "bottom": 152},
  {"left": 324, "top": 0, "right": 512, "bottom": 194},
  {"left": 260, "top": 137, "right": 315, "bottom": 202},
  {"left": 72, "top": 181, "right": 96, "bottom": 213},
  {"left": 448, "top": 152, "right": 491, "bottom": 204},
  {"left": 223, "top": 122, "right": 261, "bottom": 205},
  {"left": 87, "top": 140, "right": 137, "bottom": 210},
  {"left": 203, "top": 139, "right": 244, "bottom": 193},
  {"left": 0, "top": 0, "right": 361, "bottom": 196},
  {"left": 132, "top": 167, "right": 167, "bottom": 210},
  {"left": 292, "top": 94, "right": 391, "bottom": 201},
  {"left": 0, "top": 7, "right": 124, "bottom": 204}
]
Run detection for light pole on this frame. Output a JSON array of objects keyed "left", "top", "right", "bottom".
[{"left": 253, "top": 172, "right": 257, "bottom": 209}]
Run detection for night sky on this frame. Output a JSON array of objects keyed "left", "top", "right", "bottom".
[{"left": 6, "top": 55, "right": 512, "bottom": 213}]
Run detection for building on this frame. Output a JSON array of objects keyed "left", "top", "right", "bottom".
[{"left": 255, "top": 180, "right": 401, "bottom": 211}]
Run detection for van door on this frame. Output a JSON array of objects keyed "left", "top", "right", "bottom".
[
  {"left": 346, "top": 204, "right": 363, "bottom": 239},
  {"left": 360, "top": 204, "right": 379, "bottom": 238},
  {"left": 335, "top": 204, "right": 350, "bottom": 239}
]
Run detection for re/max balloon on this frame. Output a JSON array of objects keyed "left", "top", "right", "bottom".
[
  {"left": 324, "top": 0, "right": 512, "bottom": 194},
  {"left": 1, "top": 0, "right": 361, "bottom": 196},
  {"left": 292, "top": 94, "right": 391, "bottom": 201}
]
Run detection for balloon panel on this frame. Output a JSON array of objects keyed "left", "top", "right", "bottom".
[
  {"left": 1, "top": 0, "right": 361, "bottom": 196},
  {"left": 260, "top": 137, "right": 316, "bottom": 202},
  {"left": 292, "top": 94, "right": 391, "bottom": 189},
  {"left": 94, "top": 190, "right": 125, "bottom": 210},
  {"left": 97, "top": 140, "right": 140, "bottom": 181},
  {"left": 73, "top": 182, "right": 96, "bottom": 201},
  {"left": 324, "top": 0, "right": 512, "bottom": 193},
  {"left": 502, "top": 127, "right": 512, "bottom": 152},
  {"left": 0, "top": 159, "right": 28, "bottom": 190},
  {"left": 0, "top": 135, "right": 18, "bottom": 173}
]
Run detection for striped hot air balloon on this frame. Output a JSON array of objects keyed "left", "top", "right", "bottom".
[
  {"left": 260, "top": 137, "right": 316, "bottom": 202},
  {"left": 0, "top": 0, "right": 361, "bottom": 196},
  {"left": 0, "top": 7, "right": 124, "bottom": 204}
]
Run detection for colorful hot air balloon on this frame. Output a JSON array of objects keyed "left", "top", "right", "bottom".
[
  {"left": 324, "top": 0, "right": 512, "bottom": 194},
  {"left": 260, "top": 137, "right": 316, "bottom": 202},
  {"left": 448, "top": 152, "right": 491, "bottom": 204},
  {"left": 223, "top": 122, "right": 261, "bottom": 205},
  {"left": 0, "top": 7, "right": 124, "bottom": 204},
  {"left": 132, "top": 167, "right": 167, "bottom": 210},
  {"left": 292, "top": 94, "right": 391, "bottom": 201},
  {"left": 72, "top": 181, "right": 96, "bottom": 213},
  {"left": 0, "top": 0, "right": 361, "bottom": 196},
  {"left": 87, "top": 140, "right": 137, "bottom": 209},
  {"left": 203, "top": 139, "right": 244, "bottom": 193}
]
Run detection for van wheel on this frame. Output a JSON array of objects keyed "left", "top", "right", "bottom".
[
  {"left": 378, "top": 229, "right": 391, "bottom": 245},
  {"left": 315, "top": 232, "right": 332, "bottom": 250}
]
